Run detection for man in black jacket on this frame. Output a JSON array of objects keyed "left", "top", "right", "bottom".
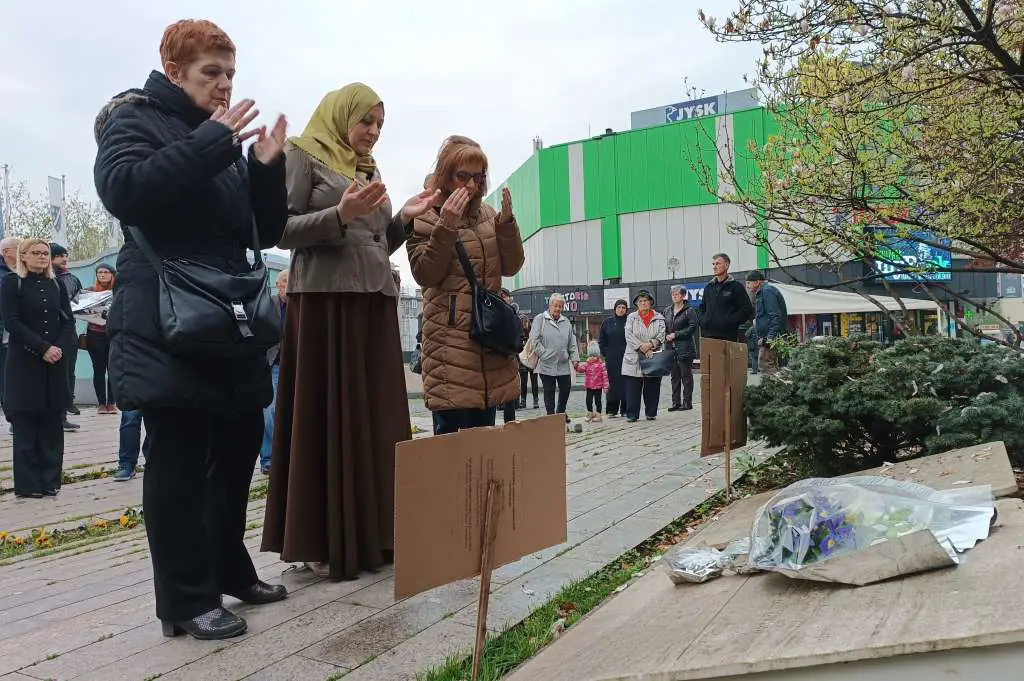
[
  {"left": 698, "top": 253, "right": 754, "bottom": 342},
  {"left": 50, "top": 243, "right": 82, "bottom": 430},
  {"left": 0, "top": 237, "right": 19, "bottom": 424}
]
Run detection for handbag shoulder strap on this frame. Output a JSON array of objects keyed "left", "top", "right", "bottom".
[{"left": 453, "top": 238, "right": 479, "bottom": 290}]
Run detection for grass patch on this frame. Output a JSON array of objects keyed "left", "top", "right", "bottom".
[
  {"left": 418, "top": 454, "right": 796, "bottom": 681},
  {"left": 0, "top": 508, "right": 142, "bottom": 562},
  {"left": 249, "top": 482, "right": 269, "bottom": 502}
]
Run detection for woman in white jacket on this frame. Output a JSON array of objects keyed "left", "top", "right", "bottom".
[
  {"left": 621, "top": 290, "right": 667, "bottom": 422},
  {"left": 529, "top": 293, "right": 580, "bottom": 421}
]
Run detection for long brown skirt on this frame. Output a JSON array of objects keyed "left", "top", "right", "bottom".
[{"left": 261, "top": 292, "right": 411, "bottom": 580}]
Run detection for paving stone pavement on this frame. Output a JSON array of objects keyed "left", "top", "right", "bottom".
[{"left": 0, "top": 379, "right": 764, "bottom": 680}]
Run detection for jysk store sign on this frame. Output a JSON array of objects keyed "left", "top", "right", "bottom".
[{"left": 664, "top": 96, "right": 719, "bottom": 122}]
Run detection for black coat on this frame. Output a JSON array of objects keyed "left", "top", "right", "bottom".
[
  {"left": 664, "top": 303, "right": 698, "bottom": 360},
  {"left": 1, "top": 272, "right": 73, "bottom": 413},
  {"left": 93, "top": 71, "right": 288, "bottom": 412},
  {"left": 599, "top": 314, "right": 628, "bottom": 372},
  {"left": 698, "top": 276, "right": 754, "bottom": 342},
  {"left": 0, "top": 261, "right": 12, "bottom": 340}
]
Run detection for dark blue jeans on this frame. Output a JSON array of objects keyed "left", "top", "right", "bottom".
[
  {"left": 118, "top": 409, "right": 149, "bottom": 469},
  {"left": 260, "top": 363, "right": 280, "bottom": 470},
  {"left": 432, "top": 407, "right": 497, "bottom": 435}
]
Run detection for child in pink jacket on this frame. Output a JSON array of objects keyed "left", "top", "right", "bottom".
[{"left": 580, "top": 342, "right": 610, "bottom": 422}]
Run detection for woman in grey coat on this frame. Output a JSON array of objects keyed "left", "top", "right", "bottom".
[
  {"left": 621, "top": 290, "right": 667, "bottom": 422},
  {"left": 529, "top": 293, "right": 580, "bottom": 421}
]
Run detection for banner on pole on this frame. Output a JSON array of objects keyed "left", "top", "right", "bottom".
[{"left": 47, "top": 176, "right": 65, "bottom": 241}]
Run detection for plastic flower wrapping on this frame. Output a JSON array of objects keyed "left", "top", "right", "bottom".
[
  {"left": 665, "top": 476, "right": 996, "bottom": 586},
  {"left": 747, "top": 476, "right": 995, "bottom": 576}
]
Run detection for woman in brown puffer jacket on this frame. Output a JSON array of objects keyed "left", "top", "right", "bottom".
[{"left": 407, "top": 136, "right": 525, "bottom": 435}]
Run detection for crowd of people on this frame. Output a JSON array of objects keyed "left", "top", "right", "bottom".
[{"left": 0, "top": 17, "right": 790, "bottom": 643}]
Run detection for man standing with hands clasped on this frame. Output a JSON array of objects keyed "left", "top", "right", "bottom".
[
  {"left": 746, "top": 271, "right": 789, "bottom": 375},
  {"left": 698, "top": 253, "right": 753, "bottom": 343}
]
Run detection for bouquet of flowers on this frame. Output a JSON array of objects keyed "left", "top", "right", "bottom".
[{"left": 747, "top": 476, "right": 995, "bottom": 577}]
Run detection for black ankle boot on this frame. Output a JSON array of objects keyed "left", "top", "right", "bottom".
[
  {"left": 225, "top": 580, "right": 288, "bottom": 605},
  {"left": 161, "top": 606, "right": 247, "bottom": 640}
]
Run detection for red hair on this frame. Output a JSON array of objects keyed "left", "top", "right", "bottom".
[
  {"left": 159, "top": 19, "right": 235, "bottom": 67},
  {"left": 430, "top": 136, "right": 489, "bottom": 214}
]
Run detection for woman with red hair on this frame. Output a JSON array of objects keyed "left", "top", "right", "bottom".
[
  {"left": 407, "top": 136, "right": 525, "bottom": 434},
  {"left": 84, "top": 263, "right": 117, "bottom": 414},
  {"left": 94, "top": 19, "right": 289, "bottom": 640}
]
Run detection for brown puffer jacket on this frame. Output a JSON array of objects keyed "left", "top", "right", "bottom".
[{"left": 407, "top": 203, "right": 525, "bottom": 412}]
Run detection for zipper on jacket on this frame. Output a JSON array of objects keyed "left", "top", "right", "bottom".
[{"left": 448, "top": 294, "right": 457, "bottom": 326}]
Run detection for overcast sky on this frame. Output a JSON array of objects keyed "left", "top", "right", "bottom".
[{"left": 0, "top": 0, "right": 760, "bottom": 278}]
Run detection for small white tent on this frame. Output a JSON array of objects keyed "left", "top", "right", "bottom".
[{"left": 771, "top": 282, "right": 941, "bottom": 315}]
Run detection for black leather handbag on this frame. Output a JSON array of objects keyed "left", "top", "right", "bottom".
[
  {"left": 454, "top": 239, "right": 524, "bottom": 356},
  {"left": 640, "top": 347, "right": 675, "bottom": 377},
  {"left": 127, "top": 221, "right": 280, "bottom": 358}
]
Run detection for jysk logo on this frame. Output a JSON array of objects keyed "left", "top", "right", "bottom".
[{"left": 665, "top": 96, "right": 718, "bottom": 122}]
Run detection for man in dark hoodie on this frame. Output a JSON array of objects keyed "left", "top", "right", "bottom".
[
  {"left": 0, "top": 237, "right": 20, "bottom": 425},
  {"left": 49, "top": 243, "right": 83, "bottom": 431},
  {"left": 698, "top": 253, "right": 753, "bottom": 343}
]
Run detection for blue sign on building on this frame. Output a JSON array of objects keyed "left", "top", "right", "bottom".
[
  {"left": 871, "top": 228, "right": 953, "bottom": 282},
  {"left": 664, "top": 96, "right": 719, "bottom": 123}
]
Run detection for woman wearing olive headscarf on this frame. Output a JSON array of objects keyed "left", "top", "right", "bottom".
[{"left": 261, "top": 83, "right": 436, "bottom": 581}]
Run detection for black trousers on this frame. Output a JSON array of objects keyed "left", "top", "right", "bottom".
[
  {"left": 141, "top": 407, "right": 262, "bottom": 622},
  {"left": 606, "top": 359, "right": 624, "bottom": 415},
  {"left": 10, "top": 409, "right": 63, "bottom": 496},
  {"left": 433, "top": 407, "right": 497, "bottom": 435},
  {"left": 519, "top": 369, "right": 539, "bottom": 404},
  {"left": 670, "top": 358, "right": 695, "bottom": 408},
  {"left": 86, "top": 329, "right": 110, "bottom": 404},
  {"left": 585, "top": 389, "right": 603, "bottom": 413},
  {"left": 502, "top": 400, "right": 516, "bottom": 424},
  {"left": 0, "top": 344, "right": 6, "bottom": 409},
  {"left": 624, "top": 375, "right": 662, "bottom": 419},
  {"left": 540, "top": 374, "right": 572, "bottom": 416}
]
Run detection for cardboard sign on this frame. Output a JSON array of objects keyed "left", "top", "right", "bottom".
[
  {"left": 394, "top": 415, "right": 568, "bottom": 600},
  {"left": 699, "top": 338, "right": 749, "bottom": 457}
]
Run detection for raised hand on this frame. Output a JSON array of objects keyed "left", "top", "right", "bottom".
[
  {"left": 338, "top": 179, "right": 387, "bottom": 224},
  {"left": 210, "top": 99, "right": 261, "bottom": 142},
  {"left": 400, "top": 188, "right": 441, "bottom": 223},
  {"left": 440, "top": 187, "right": 470, "bottom": 230},
  {"left": 252, "top": 114, "right": 288, "bottom": 165},
  {"left": 498, "top": 186, "right": 513, "bottom": 223}
]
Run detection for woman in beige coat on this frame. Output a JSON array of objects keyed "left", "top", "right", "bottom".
[
  {"left": 261, "top": 83, "right": 435, "bottom": 580},
  {"left": 407, "top": 136, "right": 525, "bottom": 435}
]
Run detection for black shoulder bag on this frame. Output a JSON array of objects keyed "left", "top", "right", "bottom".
[
  {"left": 127, "top": 220, "right": 280, "bottom": 359},
  {"left": 454, "top": 239, "right": 524, "bottom": 356}
]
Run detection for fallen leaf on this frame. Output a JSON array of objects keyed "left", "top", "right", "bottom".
[
  {"left": 557, "top": 602, "right": 578, "bottom": 618},
  {"left": 953, "top": 480, "right": 972, "bottom": 486},
  {"left": 996, "top": 375, "right": 1009, "bottom": 384}
]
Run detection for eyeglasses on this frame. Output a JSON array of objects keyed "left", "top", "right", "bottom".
[
  {"left": 26, "top": 250, "right": 50, "bottom": 257},
  {"left": 454, "top": 171, "right": 486, "bottom": 184}
]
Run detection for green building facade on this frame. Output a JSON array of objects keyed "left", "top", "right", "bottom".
[{"left": 486, "top": 105, "right": 779, "bottom": 293}]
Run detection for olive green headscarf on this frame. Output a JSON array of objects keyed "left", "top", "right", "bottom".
[{"left": 289, "top": 83, "right": 382, "bottom": 180}]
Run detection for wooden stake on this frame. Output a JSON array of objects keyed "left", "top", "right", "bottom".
[
  {"left": 722, "top": 343, "right": 733, "bottom": 500},
  {"left": 472, "top": 480, "right": 501, "bottom": 681}
]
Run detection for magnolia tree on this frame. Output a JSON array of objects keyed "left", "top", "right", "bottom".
[
  {"left": 693, "top": 0, "right": 1024, "bottom": 341},
  {"left": 2, "top": 176, "right": 118, "bottom": 261}
]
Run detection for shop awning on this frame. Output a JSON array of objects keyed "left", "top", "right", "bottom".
[{"left": 772, "top": 282, "right": 941, "bottom": 315}]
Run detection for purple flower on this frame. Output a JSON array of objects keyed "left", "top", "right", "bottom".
[{"left": 817, "top": 522, "right": 854, "bottom": 557}]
